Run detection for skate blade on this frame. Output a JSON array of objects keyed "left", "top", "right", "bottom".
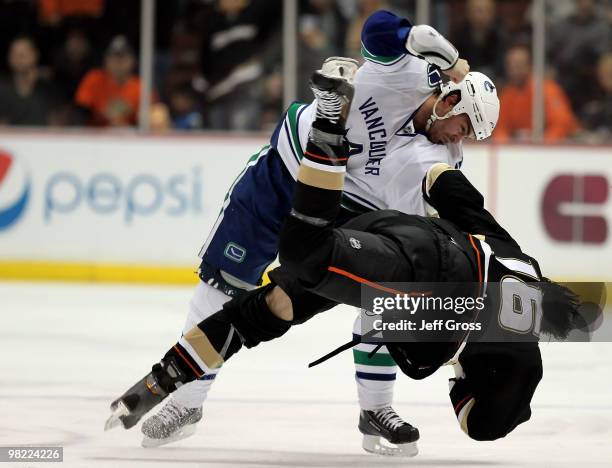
[
  {"left": 362, "top": 434, "right": 418, "bottom": 457},
  {"left": 104, "top": 400, "right": 130, "bottom": 431},
  {"left": 141, "top": 423, "right": 197, "bottom": 448}
]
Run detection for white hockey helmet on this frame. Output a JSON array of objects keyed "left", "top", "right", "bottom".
[{"left": 429, "top": 71, "right": 500, "bottom": 141}]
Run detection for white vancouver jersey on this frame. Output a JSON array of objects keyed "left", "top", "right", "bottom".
[{"left": 273, "top": 54, "right": 463, "bottom": 217}]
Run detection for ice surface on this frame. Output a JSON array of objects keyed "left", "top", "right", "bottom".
[{"left": 0, "top": 282, "right": 611, "bottom": 467}]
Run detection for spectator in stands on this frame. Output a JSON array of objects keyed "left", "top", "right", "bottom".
[
  {"left": 0, "top": 36, "right": 59, "bottom": 126},
  {"left": 451, "top": 0, "right": 505, "bottom": 81},
  {"left": 168, "top": 83, "right": 203, "bottom": 130},
  {"left": 75, "top": 35, "right": 142, "bottom": 127},
  {"left": 260, "top": 66, "right": 283, "bottom": 131},
  {"left": 36, "top": 0, "right": 105, "bottom": 67},
  {"left": 297, "top": 0, "right": 347, "bottom": 101},
  {"left": 0, "top": 1, "right": 37, "bottom": 76},
  {"left": 548, "top": 0, "right": 611, "bottom": 114},
  {"left": 200, "top": 0, "right": 281, "bottom": 131},
  {"left": 495, "top": 44, "right": 580, "bottom": 142},
  {"left": 53, "top": 28, "right": 94, "bottom": 102},
  {"left": 581, "top": 52, "right": 612, "bottom": 142}
]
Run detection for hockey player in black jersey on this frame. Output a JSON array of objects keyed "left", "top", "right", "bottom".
[{"left": 105, "top": 67, "right": 579, "bottom": 446}]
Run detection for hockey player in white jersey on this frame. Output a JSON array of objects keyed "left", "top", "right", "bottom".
[{"left": 138, "top": 10, "right": 499, "bottom": 455}]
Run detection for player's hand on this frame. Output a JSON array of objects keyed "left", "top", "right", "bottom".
[{"left": 443, "top": 58, "right": 470, "bottom": 83}]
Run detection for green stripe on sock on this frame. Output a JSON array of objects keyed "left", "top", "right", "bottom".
[{"left": 353, "top": 349, "right": 396, "bottom": 366}]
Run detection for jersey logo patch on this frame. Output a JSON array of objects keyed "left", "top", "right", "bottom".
[
  {"left": 427, "top": 64, "right": 442, "bottom": 88},
  {"left": 484, "top": 81, "right": 495, "bottom": 92},
  {"left": 224, "top": 242, "right": 247, "bottom": 263},
  {"left": 349, "top": 237, "right": 362, "bottom": 249}
]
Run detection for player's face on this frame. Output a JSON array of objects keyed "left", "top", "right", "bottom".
[{"left": 428, "top": 114, "right": 473, "bottom": 145}]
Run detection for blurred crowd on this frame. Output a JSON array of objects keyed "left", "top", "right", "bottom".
[{"left": 0, "top": 0, "right": 610, "bottom": 143}]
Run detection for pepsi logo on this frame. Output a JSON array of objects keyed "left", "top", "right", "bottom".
[{"left": 0, "top": 151, "right": 30, "bottom": 231}]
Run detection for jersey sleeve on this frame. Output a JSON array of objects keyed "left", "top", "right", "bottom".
[
  {"left": 424, "top": 164, "right": 518, "bottom": 247},
  {"left": 361, "top": 10, "right": 458, "bottom": 71},
  {"left": 360, "top": 10, "right": 412, "bottom": 65},
  {"left": 357, "top": 10, "right": 443, "bottom": 103}
]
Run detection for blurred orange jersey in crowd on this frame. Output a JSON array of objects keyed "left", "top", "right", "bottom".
[
  {"left": 75, "top": 69, "right": 141, "bottom": 126},
  {"left": 38, "top": 0, "right": 104, "bottom": 21},
  {"left": 495, "top": 76, "right": 579, "bottom": 142}
]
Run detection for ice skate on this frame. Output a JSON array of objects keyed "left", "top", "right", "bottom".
[
  {"left": 104, "top": 358, "right": 186, "bottom": 431},
  {"left": 359, "top": 406, "right": 419, "bottom": 457},
  {"left": 310, "top": 57, "right": 358, "bottom": 128},
  {"left": 304, "top": 57, "right": 358, "bottom": 168},
  {"left": 141, "top": 399, "right": 203, "bottom": 448}
]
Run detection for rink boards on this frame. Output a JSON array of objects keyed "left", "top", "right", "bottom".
[{"left": 0, "top": 130, "right": 610, "bottom": 282}]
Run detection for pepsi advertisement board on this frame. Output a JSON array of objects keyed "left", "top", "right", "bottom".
[{"left": 0, "top": 133, "right": 264, "bottom": 280}]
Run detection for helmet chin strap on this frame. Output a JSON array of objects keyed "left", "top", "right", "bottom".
[{"left": 425, "top": 93, "right": 454, "bottom": 133}]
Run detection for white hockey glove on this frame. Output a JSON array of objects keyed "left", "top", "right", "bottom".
[{"left": 405, "top": 24, "right": 462, "bottom": 73}]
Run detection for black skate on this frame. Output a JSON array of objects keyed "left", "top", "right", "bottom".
[
  {"left": 309, "top": 57, "right": 358, "bottom": 128},
  {"left": 359, "top": 407, "right": 420, "bottom": 457},
  {"left": 305, "top": 57, "right": 358, "bottom": 167},
  {"left": 104, "top": 358, "right": 186, "bottom": 431},
  {"left": 141, "top": 399, "right": 203, "bottom": 448}
]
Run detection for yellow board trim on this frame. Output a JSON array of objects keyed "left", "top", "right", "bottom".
[
  {"left": 0, "top": 261, "right": 610, "bottom": 307},
  {"left": 0, "top": 260, "right": 200, "bottom": 285}
]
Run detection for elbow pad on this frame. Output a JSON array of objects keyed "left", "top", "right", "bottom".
[{"left": 405, "top": 24, "right": 459, "bottom": 70}]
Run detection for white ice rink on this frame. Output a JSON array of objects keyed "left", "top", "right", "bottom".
[{"left": 1, "top": 281, "right": 611, "bottom": 468}]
